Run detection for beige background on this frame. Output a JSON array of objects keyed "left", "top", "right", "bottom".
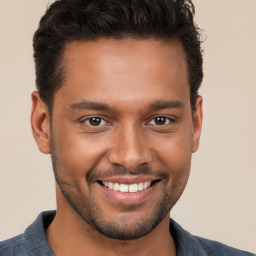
[{"left": 0, "top": 0, "right": 255, "bottom": 253}]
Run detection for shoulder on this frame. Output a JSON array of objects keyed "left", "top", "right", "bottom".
[
  {"left": 194, "top": 236, "right": 255, "bottom": 256},
  {"left": 169, "top": 219, "right": 255, "bottom": 256},
  {"left": 0, "top": 234, "right": 28, "bottom": 256},
  {"left": 0, "top": 211, "right": 56, "bottom": 256}
]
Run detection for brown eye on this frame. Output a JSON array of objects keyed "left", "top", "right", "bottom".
[
  {"left": 85, "top": 117, "right": 106, "bottom": 126},
  {"left": 154, "top": 117, "right": 167, "bottom": 125},
  {"left": 148, "top": 116, "right": 172, "bottom": 126}
]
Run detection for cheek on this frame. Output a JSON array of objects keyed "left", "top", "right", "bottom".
[
  {"left": 150, "top": 128, "right": 192, "bottom": 190},
  {"left": 164, "top": 146, "right": 191, "bottom": 191},
  {"left": 51, "top": 123, "right": 110, "bottom": 179},
  {"left": 151, "top": 126, "right": 193, "bottom": 167},
  {"left": 158, "top": 140, "right": 192, "bottom": 206}
]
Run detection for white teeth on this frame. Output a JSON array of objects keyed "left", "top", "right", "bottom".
[
  {"left": 138, "top": 182, "right": 144, "bottom": 191},
  {"left": 101, "top": 181, "right": 152, "bottom": 192},
  {"left": 113, "top": 183, "right": 120, "bottom": 191},
  {"left": 108, "top": 182, "right": 113, "bottom": 189},
  {"left": 120, "top": 184, "right": 129, "bottom": 192},
  {"left": 129, "top": 184, "right": 138, "bottom": 193}
]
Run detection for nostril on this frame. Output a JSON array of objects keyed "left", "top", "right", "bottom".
[{"left": 107, "top": 141, "right": 152, "bottom": 170}]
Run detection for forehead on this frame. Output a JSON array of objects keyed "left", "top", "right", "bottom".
[{"left": 55, "top": 38, "right": 190, "bottom": 112}]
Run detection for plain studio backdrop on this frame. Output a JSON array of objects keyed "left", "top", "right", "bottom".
[{"left": 0, "top": 0, "right": 255, "bottom": 253}]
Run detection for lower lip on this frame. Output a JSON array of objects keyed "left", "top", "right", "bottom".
[{"left": 98, "top": 182, "right": 158, "bottom": 206}]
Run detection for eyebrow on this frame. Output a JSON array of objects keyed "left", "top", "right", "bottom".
[
  {"left": 69, "top": 99, "right": 184, "bottom": 111},
  {"left": 70, "top": 101, "right": 111, "bottom": 111},
  {"left": 149, "top": 100, "right": 185, "bottom": 110}
]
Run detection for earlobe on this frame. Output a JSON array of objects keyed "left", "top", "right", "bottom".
[
  {"left": 192, "top": 96, "right": 203, "bottom": 153},
  {"left": 31, "top": 91, "right": 51, "bottom": 154}
]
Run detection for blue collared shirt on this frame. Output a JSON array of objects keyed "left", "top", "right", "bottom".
[{"left": 0, "top": 211, "right": 255, "bottom": 255}]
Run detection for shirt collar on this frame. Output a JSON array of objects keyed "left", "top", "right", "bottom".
[{"left": 24, "top": 211, "right": 208, "bottom": 256}]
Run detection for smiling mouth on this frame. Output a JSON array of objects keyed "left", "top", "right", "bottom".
[{"left": 97, "top": 180, "right": 160, "bottom": 193}]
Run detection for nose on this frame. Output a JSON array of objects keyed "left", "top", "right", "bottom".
[{"left": 108, "top": 123, "right": 152, "bottom": 170}]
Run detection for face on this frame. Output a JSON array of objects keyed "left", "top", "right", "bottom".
[{"left": 32, "top": 38, "right": 202, "bottom": 240}]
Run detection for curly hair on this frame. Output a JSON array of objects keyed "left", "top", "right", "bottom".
[{"left": 33, "top": 0, "right": 203, "bottom": 112}]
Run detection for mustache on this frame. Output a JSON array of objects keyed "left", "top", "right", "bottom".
[{"left": 86, "top": 164, "right": 169, "bottom": 183}]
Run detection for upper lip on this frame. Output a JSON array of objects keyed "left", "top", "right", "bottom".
[{"left": 98, "top": 175, "right": 160, "bottom": 184}]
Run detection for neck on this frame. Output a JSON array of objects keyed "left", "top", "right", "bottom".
[{"left": 46, "top": 187, "right": 176, "bottom": 256}]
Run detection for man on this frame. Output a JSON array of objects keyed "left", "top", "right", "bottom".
[{"left": 0, "top": 0, "right": 254, "bottom": 255}]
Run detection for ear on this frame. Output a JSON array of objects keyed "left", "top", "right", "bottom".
[
  {"left": 192, "top": 96, "right": 203, "bottom": 153},
  {"left": 31, "top": 91, "right": 51, "bottom": 154}
]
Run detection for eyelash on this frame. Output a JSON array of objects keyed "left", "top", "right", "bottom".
[
  {"left": 147, "top": 116, "right": 175, "bottom": 126},
  {"left": 81, "top": 116, "right": 175, "bottom": 127},
  {"left": 83, "top": 117, "right": 107, "bottom": 126}
]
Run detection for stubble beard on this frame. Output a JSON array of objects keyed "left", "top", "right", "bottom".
[{"left": 50, "top": 146, "right": 180, "bottom": 240}]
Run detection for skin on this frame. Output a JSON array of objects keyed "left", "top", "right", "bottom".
[{"left": 31, "top": 38, "right": 203, "bottom": 256}]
